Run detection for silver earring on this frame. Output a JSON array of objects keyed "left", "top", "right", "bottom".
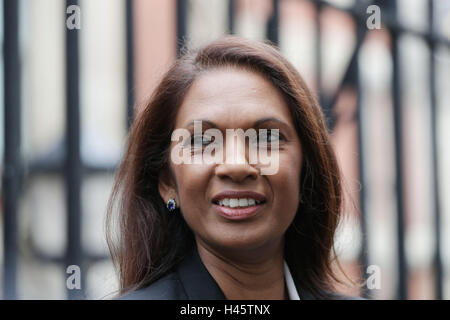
[{"left": 167, "top": 198, "right": 177, "bottom": 212}]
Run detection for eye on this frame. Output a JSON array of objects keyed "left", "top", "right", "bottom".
[
  {"left": 191, "top": 134, "right": 213, "bottom": 147},
  {"left": 258, "top": 129, "right": 282, "bottom": 144}
]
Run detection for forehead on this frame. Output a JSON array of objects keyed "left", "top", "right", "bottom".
[{"left": 175, "top": 67, "right": 294, "bottom": 128}]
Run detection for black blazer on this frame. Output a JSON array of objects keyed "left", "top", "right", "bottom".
[{"left": 119, "top": 246, "right": 363, "bottom": 300}]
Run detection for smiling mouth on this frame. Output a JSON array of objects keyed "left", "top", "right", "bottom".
[
  {"left": 212, "top": 198, "right": 266, "bottom": 208},
  {"left": 212, "top": 198, "right": 266, "bottom": 221}
]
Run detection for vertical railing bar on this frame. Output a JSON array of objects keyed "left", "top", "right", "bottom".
[
  {"left": 228, "top": 0, "right": 235, "bottom": 35},
  {"left": 322, "top": 2, "right": 371, "bottom": 130},
  {"left": 65, "top": 0, "right": 84, "bottom": 299},
  {"left": 388, "top": 0, "right": 407, "bottom": 300},
  {"left": 126, "top": 0, "right": 135, "bottom": 129},
  {"left": 428, "top": 0, "right": 443, "bottom": 300},
  {"left": 354, "top": 23, "right": 370, "bottom": 300},
  {"left": 355, "top": 0, "right": 378, "bottom": 300},
  {"left": 176, "top": 0, "right": 187, "bottom": 56},
  {"left": 2, "top": 0, "right": 21, "bottom": 300},
  {"left": 266, "top": 0, "right": 279, "bottom": 46}
]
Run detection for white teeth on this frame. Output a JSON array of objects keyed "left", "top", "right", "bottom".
[
  {"left": 217, "top": 198, "right": 263, "bottom": 208},
  {"left": 229, "top": 198, "right": 239, "bottom": 208},
  {"left": 239, "top": 198, "right": 248, "bottom": 207}
]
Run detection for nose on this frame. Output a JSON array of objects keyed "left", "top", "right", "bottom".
[
  {"left": 215, "top": 162, "right": 258, "bottom": 182},
  {"left": 215, "top": 134, "right": 259, "bottom": 182}
]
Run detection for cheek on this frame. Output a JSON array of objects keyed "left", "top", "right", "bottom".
[
  {"left": 270, "top": 151, "right": 302, "bottom": 218},
  {"left": 171, "top": 163, "right": 213, "bottom": 212}
]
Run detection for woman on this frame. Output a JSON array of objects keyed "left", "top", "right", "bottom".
[{"left": 106, "top": 36, "right": 361, "bottom": 300}]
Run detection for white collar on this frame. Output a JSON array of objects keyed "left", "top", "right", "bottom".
[{"left": 284, "top": 261, "right": 300, "bottom": 300}]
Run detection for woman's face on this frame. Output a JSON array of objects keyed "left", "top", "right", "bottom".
[{"left": 160, "top": 67, "right": 303, "bottom": 254}]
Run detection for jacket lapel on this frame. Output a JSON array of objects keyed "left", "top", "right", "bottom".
[
  {"left": 176, "top": 246, "right": 227, "bottom": 300},
  {"left": 176, "top": 245, "right": 319, "bottom": 300}
]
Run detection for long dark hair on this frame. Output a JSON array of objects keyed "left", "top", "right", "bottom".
[{"left": 106, "top": 36, "right": 347, "bottom": 299}]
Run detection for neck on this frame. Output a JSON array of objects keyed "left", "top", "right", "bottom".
[{"left": 196, "top": 238, "right": 288, "bottom": 300}]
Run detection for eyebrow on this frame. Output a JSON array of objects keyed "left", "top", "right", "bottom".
[{"left": 184, "top": 117, "right": 290, "bottom": 129}]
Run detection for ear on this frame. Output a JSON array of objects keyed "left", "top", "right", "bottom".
[{"left": 158, "top": 166, "right": 177, "bottom": 204}]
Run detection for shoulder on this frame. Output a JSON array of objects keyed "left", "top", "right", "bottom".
[{"left": 118, "top": 272, "right": 187, "bottom": 300}]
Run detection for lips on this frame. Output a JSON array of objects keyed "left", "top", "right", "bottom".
[
  {"left": 212, "top": 190, "right": 267, "bottom": 221},
  {"left": 213, "top": 203, "right": 265, "bottom": 220}
]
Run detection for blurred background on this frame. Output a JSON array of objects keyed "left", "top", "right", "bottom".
[{"left": 1, "top": 0, "right": 449, "bottom": 300}]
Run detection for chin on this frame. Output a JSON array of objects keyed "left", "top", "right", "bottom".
[{"left": 208, "top": 229, "right": 279, "bottom": 253}]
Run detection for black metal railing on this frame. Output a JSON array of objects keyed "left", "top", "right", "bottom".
[
  {"left": 175, "top": 0, "right": 447, "bottom": 301},
  {"left": 2, "top": 0, "right": 21, "bottom": 301},
  {"left": 2, "top": 0, "right": 448, "bottom": 300}
]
